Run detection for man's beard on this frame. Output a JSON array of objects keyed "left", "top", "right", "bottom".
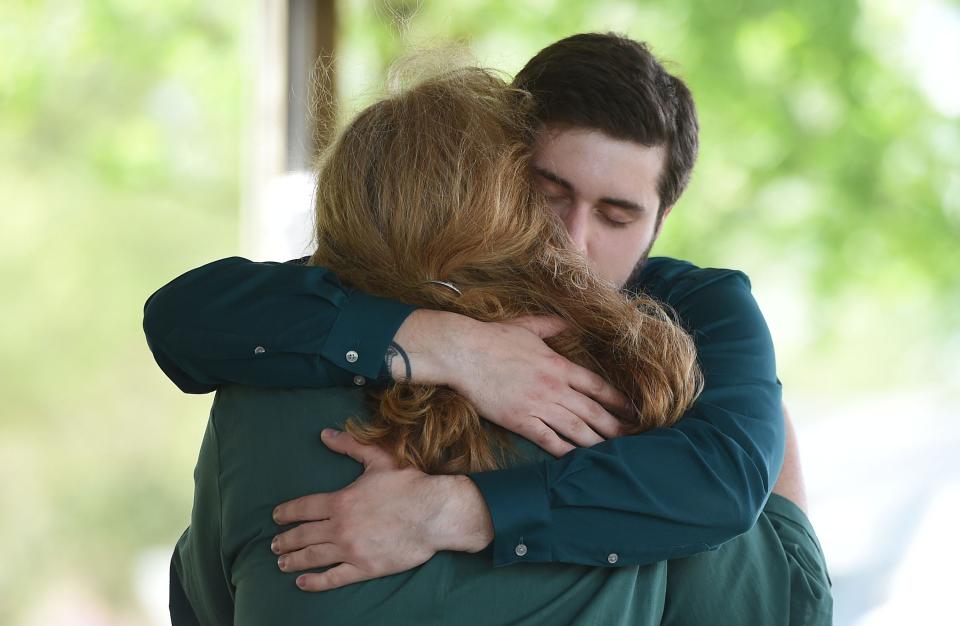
[{"left": 621, "top": 237, "right": 657, "bottom": 294}]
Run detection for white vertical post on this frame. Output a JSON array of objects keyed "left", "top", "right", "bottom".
[{"left": 242, "top": 0, "right": 336, "bottom": 261}]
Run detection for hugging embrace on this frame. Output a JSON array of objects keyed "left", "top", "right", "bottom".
[{"left": 145, "top": 33, "right": 833, "bottom": 625}]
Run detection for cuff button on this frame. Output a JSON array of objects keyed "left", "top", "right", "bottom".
[
  {"left": 345, "top": 350, "right": 359, "bottom": 363},
  {"left": 515, "top": 543, "right": 528, "bottom": 557},
  {"left": 607, "top": 553, "right": 619, "bottom": 564}
]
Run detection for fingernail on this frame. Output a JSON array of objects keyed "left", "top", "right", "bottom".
[
  {"left": 271, "top": 538, "right": 279, "bottom": 554},
  {"left": 296, "top": 575, "right": 306, "bottom": 588},
  {"left": 321, "top": 428, "right": 340, "bottom": 438},
  {"left": 278, "top": 556, "right": 286, "bottom": 570},
  {"left": 273, "top": 507, "right": 280, "bottom": 522}
]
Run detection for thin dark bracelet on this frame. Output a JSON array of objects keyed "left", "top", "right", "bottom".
[
  {"left": 384, "top": 345, "right": 396, "bottom": 380},
  {"left": 386, "top": 341, "right": 412, "bottom": 382}
]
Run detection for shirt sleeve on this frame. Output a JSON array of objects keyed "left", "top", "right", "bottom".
[
  {"left": 142, "top": 257, "right": 416, "bottom": 393},
  {"left": 468, "top": 267, "right": 785, "bottom": 567}
]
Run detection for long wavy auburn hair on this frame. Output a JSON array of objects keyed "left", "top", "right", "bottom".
[{"left": 309, "top": 66, "right": 703, "bottom": 474}]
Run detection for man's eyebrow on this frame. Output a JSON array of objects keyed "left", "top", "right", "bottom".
[
  {"left": 532, "top": 166, "right": 573, "bottom": 191},
  {"left": 600, "top": 197, "right": 646, "bottom": 213},
  {"left": 533, "top": 166, "right": 648, "bottom": 214}
]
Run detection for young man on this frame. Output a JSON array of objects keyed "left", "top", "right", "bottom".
[{"left": 148, "top": 33, "right": 831, "bottom": 622}]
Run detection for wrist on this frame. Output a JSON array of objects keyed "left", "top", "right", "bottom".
[
  {"left": 428, "top": 474, "right": 494, "bottom": 553},
  {"left": 391, "top": 309, "right": 476, "bottom": 386}
]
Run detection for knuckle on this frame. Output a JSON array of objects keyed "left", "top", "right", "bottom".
[
  {"left": 298, "top": 498, "right": 319, "bottom": 519},
  {"left": 287, "top": 526, "right": 306, "bottom": 544},
  {"left": 589, "top": 404, "right": 608, "bottom": 424},
  {"left": 595, "top": 415, "right": 615, "bottom": 435},
  {"left": 293, "top": 494, "right": 312, "bottom": 510},
  {"left": 566, "top": 416, "right": 586, "bottom": 436},
  {"left": 533, "top": 371, "right": 556, "bottom": 389},
  {"left": 305, "top": 544, "right": 323, "bottom": 561},
  {"left": 581, "top": 371, "right": 603, "bottom": 395},
  {"left": 533, "top": 426, "right": 555, "bottom": 447},
  {"left": 547, "top": 354, "right": 568, "bottom": 371}
]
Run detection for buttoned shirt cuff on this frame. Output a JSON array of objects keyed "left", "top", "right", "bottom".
[
  {"left": 318, "top": 290, "right": 416, "bottom": 381},
  {"left": 468, "top": 462, "right": 553, "bottom": 566}
]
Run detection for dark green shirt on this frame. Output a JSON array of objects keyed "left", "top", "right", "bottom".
[
  {"left": 144, "top": 256, "right": 785, "bottom": 567},
  {"left": 172, "top": 388, "right": 829, "bottom": 626},
  {"left": 173, "top": 385, "right": 669, "bottom": 626}
]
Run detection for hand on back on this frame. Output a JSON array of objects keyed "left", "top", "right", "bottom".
[{"left": 271, "top": 429, "right": 492, "bottom": 591}]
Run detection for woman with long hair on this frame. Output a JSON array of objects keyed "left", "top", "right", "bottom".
[{"left": 171, "top": 66, "right": 702, "bottom": 625}]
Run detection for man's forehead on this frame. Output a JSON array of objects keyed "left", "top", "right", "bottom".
[{"left": 532, "top": 127, "right": 665, "bottom": 205}]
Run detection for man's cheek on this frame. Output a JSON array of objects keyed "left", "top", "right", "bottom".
[{"left": 595, "top": 252, "right": 627, "bottom": 286}]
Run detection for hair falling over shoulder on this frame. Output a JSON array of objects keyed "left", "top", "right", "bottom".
[{"left": 309, "top": 64, "right": 703, "bottom": 474}]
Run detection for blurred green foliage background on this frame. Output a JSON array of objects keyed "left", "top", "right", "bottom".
[{"left": 1, "top": 0, "right": 957, "bottom": 623}]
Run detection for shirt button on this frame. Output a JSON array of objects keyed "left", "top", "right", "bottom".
[
  {"left": 607, "top": 553, "right": 619, "bottom": 564},
  {"left": 515, "top": 543, "right": 528, "bottom": 557},
  {"left": 353, "top": 375, "right": 366, "bottom": 386},
  {"left": 345, "top": 350, "right": 359, "bottom": 363},
  {"left": 254, "top": 346, "right": 266, "bottom": 355}
]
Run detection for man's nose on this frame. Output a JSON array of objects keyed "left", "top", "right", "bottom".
[{"left": 563, "top": 204, "right": 590, "bottom": 255}]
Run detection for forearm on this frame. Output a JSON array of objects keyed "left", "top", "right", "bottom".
[
  {"left": 463, "top": 266, "right": 787, "bottom": 567},
  {"left": 771, "top": 405, "right": 808, "bottom": 513},
  {"left": 469, "top": 405, "right": 781, "bottom": 567},
  {"left": 143, "top": 257, "right": 416, "bottom": 392}
]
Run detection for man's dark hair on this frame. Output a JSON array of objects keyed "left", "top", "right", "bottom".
[{"left": 513, "top": 33, "right": 699, "bottom": 215}]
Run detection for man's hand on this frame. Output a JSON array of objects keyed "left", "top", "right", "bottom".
[
  {"left": 271, "top": 428, "right": 493, "bottom": 592},
  {"left": 394, "top": 310, "right": 630, "bottom": 457}
]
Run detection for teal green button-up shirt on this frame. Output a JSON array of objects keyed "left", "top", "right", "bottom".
[
  {"left": 172, "top": 385, "right": 670, "bottom": 626},
  {"left": 144, "top": 256, "right": 784, "bottom": 568}
]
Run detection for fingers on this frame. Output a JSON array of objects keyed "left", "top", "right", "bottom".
[
  {"left": 277, "top": 541, "right": 342, "bottom": 573},
  {"left": 320, "top": 429, "right": 396, "bottom": 469},
  {"left": 566, "top": 364, "right": 632, "bottom": 422},
  {"left": 516, "top": 417, "right": 576, "bottom": 457},
  {"left": 504, "top": 315, "right": 570, "bottom": 339},
  {"left": 558, "top": 389, "right": 624, "bottom": 440},
  {"left": 274, "top": 493, "right": 332, "bottom": 525},
  {"left": 272, "top": 520, "right": 332, "bottom": 555},
  {"left": 534, "top": 403, "right": 605, "bottom": 448},
  {"left": 296, "top": 563, "right": 367, "bottom": 592}
]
